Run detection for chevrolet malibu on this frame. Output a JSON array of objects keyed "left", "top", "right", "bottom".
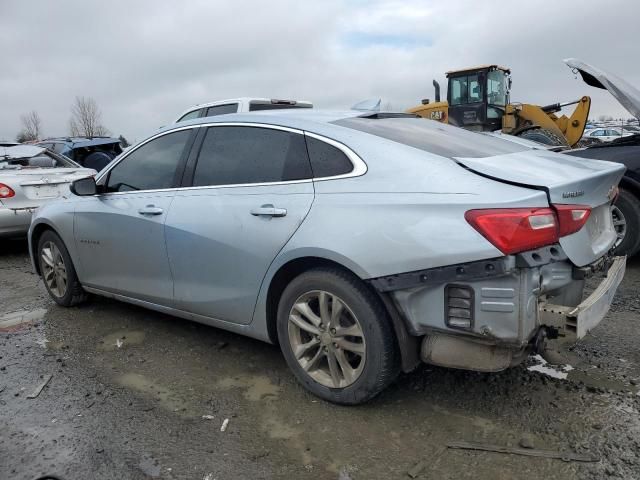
[{"left": 28, "top": 111, "right": 626, "bottom": 404}]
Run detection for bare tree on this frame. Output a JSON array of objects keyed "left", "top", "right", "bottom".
[
  {"left": 69, "top": 96, "right": 109, "bottom": 137},
  {"left": 17, "top": 110, "right": 42, "bottom": 142}
]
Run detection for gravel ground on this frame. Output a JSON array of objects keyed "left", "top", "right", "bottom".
[{"left": 1, "top": 238, "right": 639, "bottom": 480}]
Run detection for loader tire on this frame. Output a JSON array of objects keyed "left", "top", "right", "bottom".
[{"left": 516, "top": 128, "right": 568, "bottom": 148}]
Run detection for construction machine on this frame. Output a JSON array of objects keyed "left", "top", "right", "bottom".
[{"left": 407, "top": 65, "right": 591, "bottom": 147}]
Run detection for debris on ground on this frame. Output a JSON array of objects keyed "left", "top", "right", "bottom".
[
  {"left": 518, "top": 435, "right": 535, "bottom": 449},
  {"left": 527, "top": 354, "right": 574, "bottom": 379},
  {"left": 447, "top": 441, "right": 599, "bottom": 462},
  {"left": 26, "top": 374, "right": 52, "bottom": 399},
  {"left": 220, "top": 418, "right": 229, "bottom": 432},
  {"left": 407, "top": 459, "right": 427, "bottom": 478},
  {"left": 338, "top": 467, "right": 354, "bottom": 480},
  {"left": 202, "top": 414, "right": 215, "bottom": 420}
]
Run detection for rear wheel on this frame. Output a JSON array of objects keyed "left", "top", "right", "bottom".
[
  {"left": 611, "top": 188, "right": 640, "bottom": 257},
  {"left": 277, "top": 267, "right": 399, "bottom": 405},
  {"left": 38, "top": 230, "right": 87, "bottom": 306},
  {"left": 516, "top": 128, "right": 568, "bottom": 147}
]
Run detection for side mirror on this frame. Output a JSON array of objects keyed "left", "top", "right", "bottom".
[{"left": 70, "top": 176, "right": 97, "bottom": 196}]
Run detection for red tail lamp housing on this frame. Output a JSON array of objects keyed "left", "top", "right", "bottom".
[
  {"left": 465, "top": 204, "right": 591, "bottom": 255},
  {"left": 0, "top": 183, "right": 15, "bottom": 198}
]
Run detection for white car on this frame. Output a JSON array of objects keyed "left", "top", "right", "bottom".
[
  {"left": 174, "top": 97, "right": 313, "bottom": 123},
  {"left": 0, "top": 145, "right": 95, "bottom": 237},
  {"left": 582, "top": 127, "right": 634, "bottom": 143}
]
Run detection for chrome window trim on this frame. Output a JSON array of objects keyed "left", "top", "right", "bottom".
[
  {"left": 94, "top": 122, "right": 367, "bottom": 196},
  {"left": 95, "top": 124, "right": 199, "bottom": 183},
  {"left": 304, "top": 131, "right": 367, "bottom": 181}
]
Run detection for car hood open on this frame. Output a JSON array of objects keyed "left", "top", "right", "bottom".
[{"left": 565, "top": 58, "right": 640, "bottom": 120}]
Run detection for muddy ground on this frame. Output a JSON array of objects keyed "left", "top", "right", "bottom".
[{"left": 1, "top": 238, "right": 639, "bottom": 480}]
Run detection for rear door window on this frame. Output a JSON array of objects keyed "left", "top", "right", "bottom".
[
  {"left": 106, "top": 130, "right": 192, "bottom": 192},
  {"left": 205, "top": 104, "right": 238, "bottom": 117},
  {"left": 192, "top": 126, "right": 311, "bottom": 186}
]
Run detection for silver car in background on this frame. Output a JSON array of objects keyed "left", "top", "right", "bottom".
[
  {"left": 0, "top": 145, "right": 95, "bottom": 237},
  {"left": 29, "top": 111, "right": 625, "bottom": 404}
]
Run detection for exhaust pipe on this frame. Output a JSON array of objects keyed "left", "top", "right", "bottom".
[{"left": 433, "top": 80, "right": 441, "bottom": 102}]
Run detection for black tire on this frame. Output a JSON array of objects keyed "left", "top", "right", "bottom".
[
  {"left": 516, "top": 128, "right": 568, "bottom": 147},
  {"left": 277, "top": 267, "right": 400, "bottom": 405},
  {"left": 37, "top": 230, "right": 88, "bottom": 307},
  {"left": 612, "top": 188, "right": 640, "bottom": 257}
]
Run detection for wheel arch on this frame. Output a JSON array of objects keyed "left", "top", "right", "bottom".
[
  {"left": 619, "top": 175, "right": 640, "bottom": 198},
  {"left": 261, "top": 253, "right": 420, "bottom": 373},
  {"left": 30, "top": 221, "right": 64, "bottom": 276}
]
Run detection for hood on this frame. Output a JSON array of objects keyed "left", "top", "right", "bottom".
[
  {"left": 564, "top": 58, "right": 640, "bottom": 120},
  {"left": 0, "top": 145, "right": 46, "bottom": 160}
]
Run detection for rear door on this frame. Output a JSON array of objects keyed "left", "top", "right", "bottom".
[
  {"left": 165, "top": 124, "right": 314, "bottom": 324},
  {"left": 74, "top": 128, "right": 196, "bottom": 304}
]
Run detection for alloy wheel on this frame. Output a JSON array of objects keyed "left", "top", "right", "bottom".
[
  {"left": 41, "top": 241, "right": 68, "bottom": 298},
  {"left": 287, "top": 290, "right": 366, "bottom": 388},
  {"left": 611, "top": 205, "right": 627, "bottom": 247}
]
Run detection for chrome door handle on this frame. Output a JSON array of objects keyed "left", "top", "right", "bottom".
[
  {"left": 250, "top": 205, "right": 287, "bottom": 217},
  {"left": 138, "top": 205, "right": 164, "bottom": 216}
]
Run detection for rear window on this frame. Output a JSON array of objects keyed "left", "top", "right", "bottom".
[
  {"left": 205, "top": 104, "right": 238, "bottom": 117},
  {"left": 249, "top": 101, "right": 312, "bottom": 112},
  {"left": 0, "top": 151, "right": 77, "bottom": 169},
  {"left": 332, "top": 117, "right": 528, "bottom": 159}
]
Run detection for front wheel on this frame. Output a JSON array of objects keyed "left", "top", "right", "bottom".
[
  {"left": 277, "top": 267, "right": 399, "bottom": 405},
  {"left": 38, "top": 230, "right": 87, "bottom": 306}
]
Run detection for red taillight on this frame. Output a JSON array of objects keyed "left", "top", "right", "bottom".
[
  {"left": 466, "top": 205, "right": 592, "bottom": 255},
  {"left": 554, "top": 204, "right": 591, "bottom": 237},
  {"left": 465, "top": 208, "right": 559, "bottom": 255},
  {"left": 0, "top": 183, "right": 15, "bottom": 198}
]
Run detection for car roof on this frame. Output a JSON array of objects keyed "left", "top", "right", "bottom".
[
  {"left": 39, "top": 137, "right": 120, "bottom": 147},
  {"left": 169, "top": 109, "right": 363, "bottom": 131},
  {"left": 175, "top": 97, "right": 314, "bottom": 118}
]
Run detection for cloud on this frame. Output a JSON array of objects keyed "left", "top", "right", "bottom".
[{"left": 0, "top": 0, "right": 638, "bottom": 143}]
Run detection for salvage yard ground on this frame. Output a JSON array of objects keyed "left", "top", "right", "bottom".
[{"left": 1, "top": 239, "right": 639, "bottom": 480}]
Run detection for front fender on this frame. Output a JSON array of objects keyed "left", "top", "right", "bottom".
[{"left": 28, "top": 201, "right": 78, "bottom": 277}]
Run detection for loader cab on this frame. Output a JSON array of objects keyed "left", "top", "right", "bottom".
[{"left": 446, "top": 65, "right": 511, "bottom": 132}]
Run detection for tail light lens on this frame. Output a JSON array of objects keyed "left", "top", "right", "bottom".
[
  {"left": 465, "top": 208, "right": 558, "bottom": 255},
  {"left": 554, "top": 204, "right": 591, "bottom": 237},
  {"left": 0, "top": 183, "right": 15, "bottom": 198},
  {"left": 466, "top": 205, "right": 592, "bottom": 255}
]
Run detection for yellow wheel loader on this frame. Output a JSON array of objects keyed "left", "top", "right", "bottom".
[{"left": 407, "top": 65, "right": 591, "bottom": 147}]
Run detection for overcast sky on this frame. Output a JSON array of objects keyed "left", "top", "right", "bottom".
[{"left": 1, "top": 0, "right": 638, "bottom": 143}]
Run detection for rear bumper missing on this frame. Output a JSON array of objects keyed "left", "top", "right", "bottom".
[
  {"left": 540, "top": 255, "right": 626, "bottom": 340},
  {"left": 369, "top": 250, "right": 625, "bottom": 372}
]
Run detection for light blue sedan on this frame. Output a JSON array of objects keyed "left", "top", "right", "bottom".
[{"left": 29, "top": 110, "right": 626, "bottom": 404}]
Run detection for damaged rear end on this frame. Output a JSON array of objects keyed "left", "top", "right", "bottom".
[{"left": 376, "top": 146, "right": 625, "bottom": 372}]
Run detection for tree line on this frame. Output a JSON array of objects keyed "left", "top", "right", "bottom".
[{"left": 15, "top": 96, "right": 128, "bottom": 146}]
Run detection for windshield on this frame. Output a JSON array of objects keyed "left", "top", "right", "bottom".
[
  {"left": 450, "top": 74, "right": 483, "bottom": 105},
  {"left": 487, "top": 70, "right": 507, "bottom": 106},
  {"left": 0, "top": 150, "right": 78, "bottom": 170}
]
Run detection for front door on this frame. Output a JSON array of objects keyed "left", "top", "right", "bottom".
[
  {"left": 165, "top": 124, "right": 315, "bottom": 324},
  {"left": 74, "top": 128, "right": 195, "bottom": 305}
]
